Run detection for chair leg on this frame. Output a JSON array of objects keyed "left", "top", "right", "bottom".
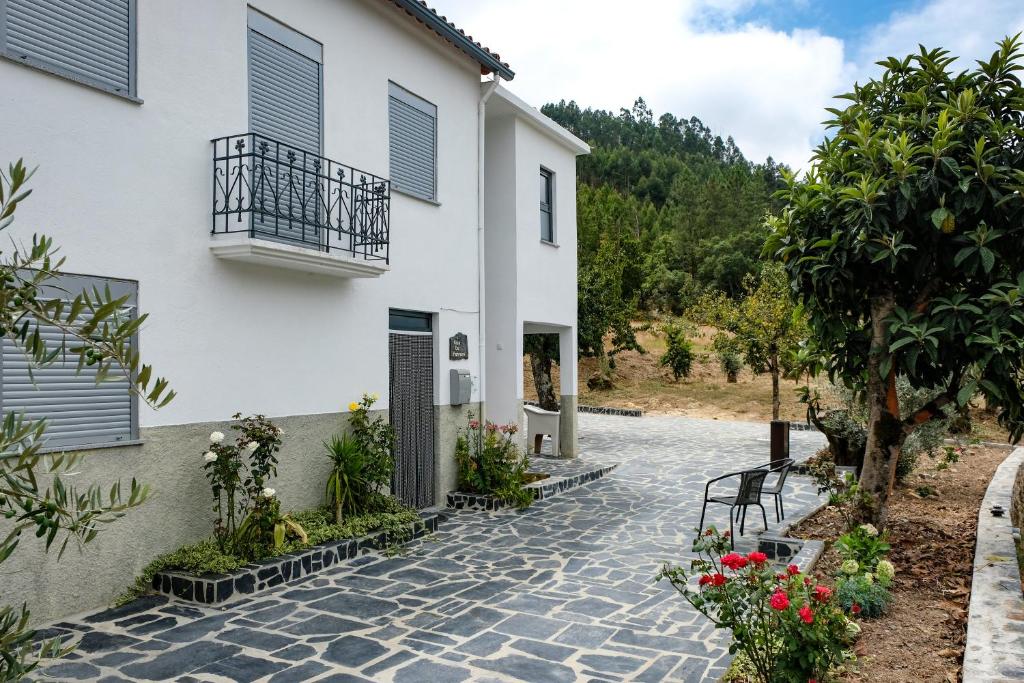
[
  {"left": 774, "top": 495, "right": 781, "bottom": 523},
  {"left": 779, "top": 496, "right": 785, "bottom": 521},
  {"left": 728, "top": 507, "right": 735, "bottom": 548},
  {"left": 758, "top": 504, "right": 768, "bottom": 531},
  {"left": 699, "top": 500, "right": 708, "bottom": 535},
  {"left": 739, "top": 506, "right": 747, "bottom": 535}
]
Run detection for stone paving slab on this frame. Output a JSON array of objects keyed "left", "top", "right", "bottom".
[{"left": 36, "top": 414, "right": 825, "bottom": 682}]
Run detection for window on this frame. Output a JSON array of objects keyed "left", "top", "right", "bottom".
[
  {"left": 1, "top": 0, "right": 137, "bottom": 99},
  {"left": 389, "top": 82, "right": 437, "bottom": 202},
  {"left": 0, "top": 274, "right": 139, "bottom": 450},
  {"left": 540, "top": 168, "right": 554, "bottom": 243}
]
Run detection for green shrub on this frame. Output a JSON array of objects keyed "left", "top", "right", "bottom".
[
  {"left": 324, "top": 433, "right": 370, "bottom": 523},
  {"left": 324, "top": 393, "right": 396, "bottom": 524},
  {"left": 660, "top": 321, "right": 694, "bottom": 381},
  {"left": 455, "top": 415, "right": 532, "bottom": 508},
  {"left": 836, "top": 574, "right": 892, "bottom": 618},
  {"left": 718, "top": 351, "right": 742, "bottom": 382},
  {"left": 834, "top": 525, "right": 890, "bottom": 572}
]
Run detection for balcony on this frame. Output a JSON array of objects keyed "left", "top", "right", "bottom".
[{"left": 211, "top": 133, "right": 390, "bottom": 278}]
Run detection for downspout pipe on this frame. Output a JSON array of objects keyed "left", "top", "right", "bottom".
[{"left": 478, "top": 75, "right": 500, "bottom": 424}]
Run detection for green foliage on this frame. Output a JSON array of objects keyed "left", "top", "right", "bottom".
[
  {"left": 201, "top": 414, "right": 284, "bottom": 553},
  {"left": 454, "top": 415, "right": 532, "bottom": 509},
  {"left": 232, "top": 494, "right": 307, "bottom": 559},
  {"left": 836, "top": 574, "right": 892, "bottom": 619},
  {"left": 658, "top": 528, "right": 854, "bottom": 683},
  {"left": 766, "top": 37, "right": 1024, "bottom": 520},
  {"left": 807, "top": 455, "right": 873, "bottom": 532},
  {"left": 834, "top": 525, "right": 891, "bottom": 573},
  {"left": 119, "top": 500, "right": 419, "bottom": 605},
  {"left": 718, "top": 351, "right": 743, "bottom": 382},
  {"left": 324, "top": 434, "right": 368, "bottom": 522},
  {"left": 690, "top": 262, "right": 807, "bottom": 419},
  {"left": 0, "top": 161, "right": 173, "bottom": 679},
  {"left": 347, "top": 393, "right": 395, "bottom": 489},
  {"left": 659, "top": 320, "right": 694, "bottom": 380}
]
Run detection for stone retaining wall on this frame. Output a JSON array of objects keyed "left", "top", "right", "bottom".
[{"left": 963, "top": 447, "right": 1024, "bottom": 682}]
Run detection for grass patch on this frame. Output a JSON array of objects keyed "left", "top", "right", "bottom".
[{"left": 118, "top": 495, "right": 420, "bottom": 605}]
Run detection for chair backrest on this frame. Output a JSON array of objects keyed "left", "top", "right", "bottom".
[
  {"left": 736, "top": 468, "right": 770, "bottom": 505},
  {"left": 771, "top": 459, "right": 794, "bottom": 492}
]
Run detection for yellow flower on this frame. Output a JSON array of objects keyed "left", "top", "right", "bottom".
[{"left": 348, "top": 402, "right": 359, "bottom": 412}]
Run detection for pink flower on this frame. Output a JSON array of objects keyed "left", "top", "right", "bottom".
[
  {"left": 721, "top": 553, "right": 748, "bottom": 570},
  {"left": 813, "top": 585, "right": 832, "bottom": 602},
  {"left": 747, "top": 551, "right": 768, "bottom": 566},
  {"left": 799, "top": 605, "right": 814, "bottom": 624},
  {"left": 468, "top": 420, "right": 479, "bottom": 429},
  {"left": 769, "top": 590, "right": 790, "bottom": 611}
]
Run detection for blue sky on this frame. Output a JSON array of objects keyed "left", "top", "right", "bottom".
[{"left": 429, "top": 0, "right": 1024, "bottom": 169}]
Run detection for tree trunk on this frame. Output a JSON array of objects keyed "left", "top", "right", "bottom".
[
  {"left": 530, "top": 350, "right": 559, "bottom": 411},
  {"left": 770, "top": 357, "right": 781, "bottom": 421},
  {"left": 859, "top": 295, "right": 907, "bottom": 528}
]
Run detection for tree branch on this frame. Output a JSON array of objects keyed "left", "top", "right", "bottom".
[{"left": 902, "top": 393, "right": 954, "bottom": 432}]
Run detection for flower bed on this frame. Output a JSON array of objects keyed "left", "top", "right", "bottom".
[
  {"left": 148, "top": 510, "right": 440, "bottom": 605},
  {"left": 447, "top": 461, "right": 618, "bottom": 511},
  {"left": 789, "top": 444, "right": 1011, "bottom": 682}
]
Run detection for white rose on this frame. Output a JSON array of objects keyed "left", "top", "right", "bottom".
[
  {"left": 203, "top": 451, "right": 217, "bottom": 463},
  {"left": 246, "top": 441, "right": 260, "bottom": 453},
  {"left": 371, "top": 392, "right": 380, "bottom": 401},
  {"left": 210, "top": 431, "right": 225, "bottom": 444},
  {"left": 261, "top": 487, "right": 276, "bottom": 498},
  {"left": 275, "top": 427, "right": 284, "bottom": 435},
  {"left": 859, "top": 523, "right": 879, "bottom": 537}
]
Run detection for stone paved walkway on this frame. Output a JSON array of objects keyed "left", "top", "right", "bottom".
[{"left": 37, "top": 415, "right": 825, "bottom": 682}]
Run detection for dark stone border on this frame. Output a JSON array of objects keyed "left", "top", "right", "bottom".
[
  {"left": 446, "top": 463, "right": 618, "bottom": 511},
  {"left": 152, "top": 512, "right": 440, "bottom": 605},
  {"left": 525, "top": 400, "right": 643, "bottom": 418}
]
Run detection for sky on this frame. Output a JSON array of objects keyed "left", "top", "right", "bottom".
[{"left": 428, "top": 0, "right": 1024, "bottom": 170}]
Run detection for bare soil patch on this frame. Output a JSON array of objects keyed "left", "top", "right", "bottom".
[{"left": 790, "top": 445, "right": 1011, "bottom": 683}]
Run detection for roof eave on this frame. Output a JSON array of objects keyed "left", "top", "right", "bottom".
[{"left": 388, "top": 0, "right": 515, "bottom": 80}]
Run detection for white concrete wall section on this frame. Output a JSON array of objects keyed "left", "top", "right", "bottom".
[{"left": 0, "top": 0, "right": 483, "bottom": 426}]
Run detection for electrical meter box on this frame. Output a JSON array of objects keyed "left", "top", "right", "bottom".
[{"left": 450, "top": 369, "right": 472, "bottom": 406}]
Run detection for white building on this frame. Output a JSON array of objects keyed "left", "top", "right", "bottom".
[{"left": 0, "top": 0, "right": 587, "bottom": 623}]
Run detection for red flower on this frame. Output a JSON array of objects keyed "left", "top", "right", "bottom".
[
  {"left": 747, "top": 551, "right": 768, "bottom": 565},
  {"left": 704, "top": 528, "right": 714, "bottom": 536},
  {"left": 813, "top": 585, "right": 832, "bottom": 602},
  {"left": 776, "top": 573, "right": 788, "bottom": 581},
  {"left": 851, "top": 603, "right": 862, "bottom": 615},
  {"left": 799, "top": 605, "right": 814, "bottom": 624},
  {"left": 721, "top": 553, "right": 748, "bottom": 570},
  {"left": 723, "top": 530, "right": 731, "bottom": 538},
  {"left": 787, "top": 564, "right": 800, "bottom": 575},
  {"left": 769, "top": 590, "right": 790, "bottom": 610},
  {"left": 699, "top": 574, "right": 712, "bottom": 587},
  {"left": 803, "top": 576, "right": 812, "bottom": 586},
  {"left": 712, "top": 573, "right": 727, "bottom": 586}
]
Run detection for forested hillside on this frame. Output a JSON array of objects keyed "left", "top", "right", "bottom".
[{"left": 540, "top": 98, "right": 788, "bottom": 358}]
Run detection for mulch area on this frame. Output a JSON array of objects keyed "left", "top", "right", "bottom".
[{"left": 790, "top": 445, "right": 1012, "bottom": 683}]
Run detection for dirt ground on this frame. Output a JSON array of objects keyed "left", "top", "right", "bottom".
[
  {"left": 524, "top": 327, "right": 1009, "bottom": 440},
  {"left": 790, "top": 445, "right": 1012, "bottom": 683}
]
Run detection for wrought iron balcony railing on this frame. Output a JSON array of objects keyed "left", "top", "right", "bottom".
[{"left": 212, "top": 133, "right": 389, "bottom": 263}]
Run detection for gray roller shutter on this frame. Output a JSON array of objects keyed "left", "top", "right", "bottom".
[
  {"left": 389, "top": 83, "right": 437, "bottom": 201},
  {"left": 1, "top": 275, "right": 138, "bottom": 451},
  {"left": 247, "top": 11, "right": 323, "bottom": 245},
  {"left": 2, "top": 0, "right": 134, "bottom": 95}
]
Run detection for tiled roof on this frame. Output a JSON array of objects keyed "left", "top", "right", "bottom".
[{"left": 384, "top": 0, "right": 515, "bottom": 80}]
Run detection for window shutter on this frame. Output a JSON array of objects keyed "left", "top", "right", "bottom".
[
  {"left": 3, "top": 0, "right": 133, "bottom": 94},
  {"left": 389, "top": 83, "right": 436, "bottom": 201},
  {"left": 248, "top": 28, "right": 321, "bottom": 154},
  {"left": 0, "top": 275, "right": 138, "bottom": 451}
]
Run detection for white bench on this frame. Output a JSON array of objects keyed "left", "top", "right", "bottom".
[{"left": 524, "top": 404, "right": 560, "bottom": 457}]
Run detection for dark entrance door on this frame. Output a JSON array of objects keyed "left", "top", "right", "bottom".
[{"left": 388, "top": 310, "right": 435, "bottom": 508}]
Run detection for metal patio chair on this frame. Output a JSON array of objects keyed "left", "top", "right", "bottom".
[
  {"left": 758, "top": 458, "right": 795, "bottom": 523},
  {"left": 698, "top": 467, "right": 770, "bottom": 547}
]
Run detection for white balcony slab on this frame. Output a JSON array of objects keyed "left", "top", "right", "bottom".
[{"left": 209, "top": 235, "right": 389, "bottom": 278}]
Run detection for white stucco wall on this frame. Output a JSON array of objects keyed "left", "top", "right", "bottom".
[
  {"left": 483, "top": 89, "right": 585, "bottom": 427},
  {"left": 0, "top": 0, "right": 484, "bottom": 429}
]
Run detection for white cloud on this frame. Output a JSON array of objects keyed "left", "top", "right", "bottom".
[{"left": 429, "top": 0, "right": 1024, "bottom": 170}]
